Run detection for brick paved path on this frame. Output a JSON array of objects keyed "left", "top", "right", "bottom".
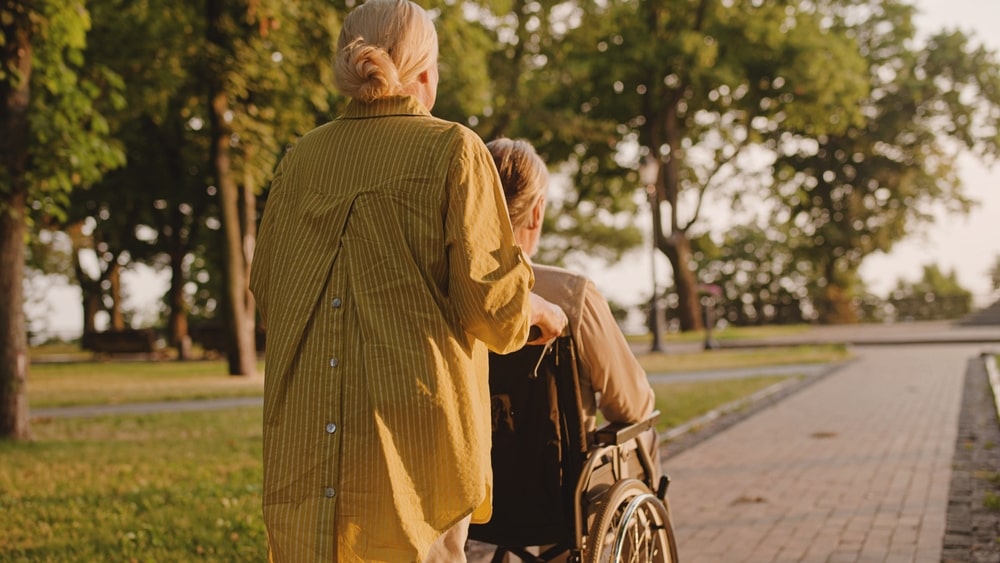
[{"left": 663, "top": 344, "right": 983, "bottom": 563}]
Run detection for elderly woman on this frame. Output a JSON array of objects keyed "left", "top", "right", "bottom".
[
  {"left": 486, "top": 138, "right": 656, "bottom": 432},
  {"left": 249, "top": 2, "right": 565, "bottom": 561}
]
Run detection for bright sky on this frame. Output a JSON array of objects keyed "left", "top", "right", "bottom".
[{"left": 28, "top": 0, "right": 1000, "bottom": 340}]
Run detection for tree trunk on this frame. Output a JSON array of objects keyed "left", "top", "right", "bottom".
[
  {"left": 168, "top": 245, "right": 190, "bottom": 360},
  {"left": 0, "top": 3, "right": 34, "bottom": 440},
  {"left": 71, "top": 230, "right": 103, "bottom": 346},
  {"left": 108, "top": 260, "right": 125, "bottom": 330},
  {"left": 207, "top": 0, "right": 256, "bottom": 376},
  {"left": 817, "top": 262, "right": 858, "bottom": 324},
  {"left": 655, "top": 101, "right": 703, "bottom": 333},
  {"left": 212, "top": 94, "right": 256, "bottom": 376},
  {"left": 161, "top": 114, "right": 192, "bottom": 360},
  {"left": 82, "top": 285, "right": 101, "bottom": 337},
  {"left": 661, "top": 232, "right": 703, "bottom": 332},
  {"left": 0, "top": 189, "right": 31, "bottom": 440},
  {"left": 817, "top": 285, "right": 857, "bottom": 324}
]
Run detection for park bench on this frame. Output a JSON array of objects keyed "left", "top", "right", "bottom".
[
  {"left": 189, "top": 323, "right": 266, "bottom": 354},
  {"left": 81, "top": 328, "right": 159, "bottom": 358}
]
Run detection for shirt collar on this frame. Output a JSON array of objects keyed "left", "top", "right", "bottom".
[{"left": 341, "top": 95, "right": 431, "bottom": 119}]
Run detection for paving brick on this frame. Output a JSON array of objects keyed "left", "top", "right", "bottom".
[{"left": 664, "top": 345, "right": 980, "bottom": 562}]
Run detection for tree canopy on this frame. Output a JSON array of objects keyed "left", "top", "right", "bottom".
[{"left": 771, "top": 1, "right": 1000, "bottom": 322}]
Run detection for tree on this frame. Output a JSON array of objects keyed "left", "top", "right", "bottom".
[
  {"left": 888, "top": 264, "right": 972, "bottom": 321},
  {"left": 428, "top": 0, "right": 495, "bottom": 127},
  {"left": 1, "top": 1, "right": 37, "bottom": 441},
  {"left": 692, "top": 224, "right": 812, "bottom": 326},
  {"left": 521, "top": 0, "right": 868, "bottom": 331},
  {"left": 203, "top": 0, "right": 341, "bottom": 375},
  {"left": 73, "top": 0, "right": 341, "bottom": 368},
  {"left": 435, "top": 1, "right": 646, "bottom": 268},
  {"left": 81, "top": 0, "right": 210, "bottom": 358},
  {"left": 1, "top": 0, "right": 124, "bottom": 439},
  {"left": 770, "top": 1, "right": 1000, "bottom": 322},
  {"left": 204, "top": 0, "right": 259, "bottom": 375}
]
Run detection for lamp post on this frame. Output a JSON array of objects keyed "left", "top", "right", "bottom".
[
  {"left": 700, "top": 283, "right": 721, "bottom": 350},
  {"left": 640, "top": 157, "right": 662, "bottom": 353}
]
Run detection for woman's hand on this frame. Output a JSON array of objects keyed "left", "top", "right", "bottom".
[{"left": 527, "top": 292, "right": 568, "bottom": 345}]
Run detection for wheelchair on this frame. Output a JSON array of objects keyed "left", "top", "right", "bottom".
[{"left": 469, "top": 334, "right": 679, "bottom": 563}]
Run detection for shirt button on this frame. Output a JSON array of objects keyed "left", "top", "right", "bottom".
[
  {"left": 326, "top": 423, "right": 337, "bottom": 434},
  {"left": 329, "top": 358, "right": 339, "bottom": 367},
  {"left": 332, "top": 297, "right": 342, "bottom": 308},
  {"left": 324, "top": 487, "right": 336, "bottom": 498}
]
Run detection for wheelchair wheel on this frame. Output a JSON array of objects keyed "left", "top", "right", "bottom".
[{"left": 585, "top": 478, "right": 678, "bottom": 563}]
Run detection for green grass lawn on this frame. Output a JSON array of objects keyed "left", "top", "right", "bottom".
[
  {"left": 0, "top": 408, "right": 265, "bottom": 561},
  {"left": 28, "top": 344, "right": 847, "bottom": 409},
  {"left": 29, "top": 361, "right": 265, "bottom": 408},
  {"left": 1, "top": 374, "right": 798, "bottom": 561},
  {"left": 627, "top": 323, "right": 812, "bottom": 345},
  {"left": 637, "top": 343, "right": 849, "bottom": 374},
  {"left": 5, "top": 345, "right": 843, "bottom": 560},
  {"left": 650, "top": 374, "right": 795, "bottom": 431}
]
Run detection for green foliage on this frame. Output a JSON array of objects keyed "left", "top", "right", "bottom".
[
  {"left": 62, "top": 0, "right": 214, "bottom": 329},
  {"left": 7, "top": 0, "right": 126, "bottom": 217},
  {"left": 887, "top": 263, "right": 973, "bottom": 321},
  {"left": 15, "top": 0, "right": 1000, "bottom": 342},
  {"left": 453, "top": 0, "right": 647, "bottom": 265},
  {"left": 25, "top": 228, "right": 74, "bottom": 279},
  {"left": 691, "top": 224, "right": 814, "bottom": 325},
  {"left": 771, "top": 1, "right": 1000, "bottom": 322},
  {"left": 500, "top": 0, "right": 872, "bottom": 329},
  {"left": 428, "top": 0, "right": 495, "bottom": 125},
  {"left": 48, "top": 0, "right": 346, "bottom": 332},
  {"left": 985, "top": 491, "right": 1000, "bottom": 512},
  {"left": 207, "top": 0, "right": 344, "bottom": 188}
]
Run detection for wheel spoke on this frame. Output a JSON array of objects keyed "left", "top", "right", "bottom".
[{"left": 585, "top": 478, "right": 677, "bottom": 563}]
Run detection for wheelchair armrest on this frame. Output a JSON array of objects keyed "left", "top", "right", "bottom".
[{"left": 593, "top": 410, "right": 660, "bottom": 446}]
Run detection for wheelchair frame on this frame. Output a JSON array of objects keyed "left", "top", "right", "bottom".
[
  {"left": 575, "top": 414, "right": 678, "bottom": 563},
  {"left": 469, "top": 336, "right": 679, "bottom": 563}
]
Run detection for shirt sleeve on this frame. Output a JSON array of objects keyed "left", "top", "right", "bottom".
[
  {"left": 576, "top": 280, "right": 656, "bottom": 423},
  {"left": 444, "top": 131, "right": 533, "bottom": 354},
  {"left": 249, "top": 150, "right": 292, "bottom": 323}
]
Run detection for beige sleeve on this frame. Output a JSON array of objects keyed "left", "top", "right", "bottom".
[{"left": 575, "top": 280, "right": 655, "bottom": 424}]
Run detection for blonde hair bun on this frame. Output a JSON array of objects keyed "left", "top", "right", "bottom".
[
  {"left": 336, "top": 37, "right": 401, "bottom": 102},
  {"left": 333, "top": 0, "right": 438, "bottom": 102}
]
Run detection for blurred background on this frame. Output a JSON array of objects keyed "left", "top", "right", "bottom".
[{"left": 6, "top": 0, "right": 1000, "bottom": 357}]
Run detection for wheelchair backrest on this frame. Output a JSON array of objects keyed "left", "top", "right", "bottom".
[{"left": 469, "top": 335, "right": 589, "bottom": 547}]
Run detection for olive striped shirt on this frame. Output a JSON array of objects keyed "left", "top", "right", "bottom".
[{"left": 250, "top": 95, "right": 533, "bottom": 562}]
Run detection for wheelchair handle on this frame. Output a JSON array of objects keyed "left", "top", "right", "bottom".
[{"left": 528, "top": 324, "right": 571, "bottom": 342}]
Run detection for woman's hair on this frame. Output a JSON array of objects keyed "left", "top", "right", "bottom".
[
  {"left": 487, "top": 138, "right": 549, "bottom": 230},
  {"left": 333, "top": 0, "right": 438, "bottom": 102}
]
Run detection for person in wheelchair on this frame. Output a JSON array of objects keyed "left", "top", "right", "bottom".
[
  {"left": 470, "top": 138, "right": 675, "bottom": 562},
  {"left": 488, "top": 137, "right": 657, "bottom": 436}
]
